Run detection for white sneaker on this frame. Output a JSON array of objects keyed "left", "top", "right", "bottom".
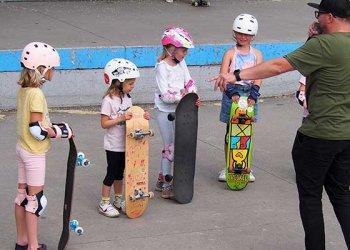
[
  {"left": 219, "top": 169, "right": 255, "bottom": 182},
  {"left": 249, "top": 171, "right": 255, "bottom": 182},
  {"left": 218, "top": 169, "right": 226, "bottom": 182},
  {"left": 99, "top": 201, "right": 120, "bottom": 217},
  {"left": 113, "top": 197, "right": 126, "bottom": 213},
  {"left": 166, "top": 0, "right": 173, "bottom": 2}
]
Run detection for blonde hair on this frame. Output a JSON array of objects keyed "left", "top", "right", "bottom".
[
  {"left": 104, "top": 80, "right": 120, "bottom": 98},
  {"left": 157, "top": 45, "right": 173, "bottom": 62},
  {"left": 17, "top": 66, "right": 46, "bottom": 88}
]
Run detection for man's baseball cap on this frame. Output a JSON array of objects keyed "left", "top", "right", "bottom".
[{"left": 308, "top": 0, "right": 350, "bottom": 18}]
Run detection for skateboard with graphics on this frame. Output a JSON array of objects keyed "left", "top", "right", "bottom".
[
  {"left": 58, "top": 138, "right": 78, "bottom": 250},
  {"left": 125, "top": 106, "right": 154, "bottom": 219},
  {"left": 168, "top": 92, "right": 199, "bottom": 204},
  {"left": 191, "top": 0, "right": 210, "bottom": 6},
  {"left": 226, "top": 96, "right": 254, "bottom": 191}
]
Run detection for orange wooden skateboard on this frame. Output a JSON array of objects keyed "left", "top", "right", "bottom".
[{"left": 125, "top": 106, "right": 154, "bottom": 219}]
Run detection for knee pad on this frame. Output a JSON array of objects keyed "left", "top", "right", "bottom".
[
  {"left": 162, "top": 143, "right": 174, "bottom": 162},
  {"left": 25, "top": 190, "right": 47, "bottom": 217},
  {"left": 14, "top": 188, "right": 28, "bottom": 207}
]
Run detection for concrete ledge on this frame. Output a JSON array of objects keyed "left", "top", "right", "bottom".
[{"left": 0, "top": 43, "right": 302, "bottom": 109}]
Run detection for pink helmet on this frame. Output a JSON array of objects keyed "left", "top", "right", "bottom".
[
  {"left": 21, "top": 42, "right": 60, "bottom": 70},
  {"left": 161, "top": 26, "right": 194, "bottom": 48}
]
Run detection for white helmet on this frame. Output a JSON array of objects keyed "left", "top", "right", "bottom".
[
  {"left": 21, "top": 42, "right": 60, "bottom": 70},
  {"left": 104, "top": 58, "right": 140, "bottom": 85},
  {"left": 232, "top": 14, "right": 258, "bottom": 36}
]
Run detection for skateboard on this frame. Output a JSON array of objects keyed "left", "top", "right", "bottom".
[
  {"left": 58, "top": 138, "right": 78, "bottom": 250},
  {"left": 168, "top": 92, "right": 199, "bottom": 204},
  {"left": 226, "top": 96, "right": 254, "bottom": 190},
  {"left": 191, "top": 0, "right": 210, "bottom": 6},
  {"left": 125, "top": 106, "right": 154, "bottom": 219}
]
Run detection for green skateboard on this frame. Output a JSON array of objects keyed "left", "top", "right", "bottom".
[{"left": 226, "top": 96, "right": 254, "bottom": 190}]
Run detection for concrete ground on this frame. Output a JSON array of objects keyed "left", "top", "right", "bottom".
[
  {"left": 1, "top": 0, "right": 347, "bottom": 249},
  {"left": 0, "top": 97, "right": 347, "bottom": 249}
]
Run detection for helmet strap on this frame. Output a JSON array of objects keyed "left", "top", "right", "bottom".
[
  {"left": 34, "top": 68, "right": 48, "bottom": 84},
  {"left": 165, "top": 47, "right": 180, "bottom": 64}
]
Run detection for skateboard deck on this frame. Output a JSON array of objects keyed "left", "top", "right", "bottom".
[
  {"left": 226, "top": 96, "right": 254, "bottom": 191},
  {"left": 171, "top": 93, "right": 199, "bottom": 204},
  {"left": 58, "top": 138, "right": 78, "bottom": 250},
  {"left": 125, "top": 106, "right": 154, "bottom": 219},
  {"left": 191, "top": 0, "right": 210, "bottom": 6}
]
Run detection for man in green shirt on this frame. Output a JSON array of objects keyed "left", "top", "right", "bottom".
[{"left": 210, "top": 0, "right": 350, "bottom": 249}]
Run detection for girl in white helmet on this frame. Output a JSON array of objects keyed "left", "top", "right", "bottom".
[
  {"left": 99, "top": 58, "right": 150, "bottom": 217},
  {"left": 217, "top": 14, "right": 263, "bottom": 183},
  {"left": 15, "top": 42, "right": 73, "bottom": 250},
  {"left": 154, "top": 26, "right": 200, "bottom": 199}
]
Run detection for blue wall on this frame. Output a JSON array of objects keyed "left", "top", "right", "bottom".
[{"left": 0, "top": 42, "right": 302, "bottom": 72}]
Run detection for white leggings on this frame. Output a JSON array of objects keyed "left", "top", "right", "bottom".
[{"left": 155, "top": 109, "right": 175, "bottom": 176}]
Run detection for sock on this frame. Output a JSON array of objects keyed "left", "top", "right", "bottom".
[
  {"left": 100, "top": 196, "right": 110, "bottom": 204},
  {"left": 114, "top": 194, "right": 122, "bottom": 201}
]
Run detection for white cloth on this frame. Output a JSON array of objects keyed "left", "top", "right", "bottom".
[{"left": 101, "top": 95, "right": 132, "bottom": 152}]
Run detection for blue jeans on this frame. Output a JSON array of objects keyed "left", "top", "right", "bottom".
[{"left": 292, "top": 131, "right": 350, "bottom": 250}]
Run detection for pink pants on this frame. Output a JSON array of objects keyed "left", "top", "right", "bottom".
[{"left": 16, "top": 143, "right": 46, "bottom": 186}]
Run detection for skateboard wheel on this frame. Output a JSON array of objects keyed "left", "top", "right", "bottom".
[
  {"left": 130, "top": 195, "right": 136, "bottom": 201},
  {"left": 149, "top": 192, "right": 154, "bottom": 198},
  {"left": 167, "top": 113, "right": 176, "bottom": 121},
  {"left": 192, "top": 2, "right": 198, "bottom": 6},
  {"left": 77, "top": 152, "right": 85, "bottom": 159},
  {"left": 149, "top": 130, "right": 154, "bottom": 137},
  {"left": 130, "top": 132, "right": 136, "bottom": 138},
  {"left": 82, "top": 159, "right": 90, "bottom": 167},
  {"left": 75, "top": 226, "right": 84, "bottom": 236}
]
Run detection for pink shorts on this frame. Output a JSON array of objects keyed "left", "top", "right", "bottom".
[{"left": 16, "top": 143, "right": 46, "bottom": 186}]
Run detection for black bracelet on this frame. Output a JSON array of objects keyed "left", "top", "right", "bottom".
[{"left": 234, "top": 69, "right": 241, "bottom": 82}]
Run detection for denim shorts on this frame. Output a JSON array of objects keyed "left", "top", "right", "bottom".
[{"left": 219, "top": 84, "right": 259, "bottom": 124}]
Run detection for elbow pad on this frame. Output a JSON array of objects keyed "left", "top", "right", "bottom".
[
  {"left": 29, "top": 121, "right": 48, "bottom": 141},
  {"left": 52, "top": 122, "right": 73, "bottom": 139},
  {"left": 159, "top": 90, "right": 181, "bottom": 103}
]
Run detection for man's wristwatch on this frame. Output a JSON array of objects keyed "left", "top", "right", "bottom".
[{"left": 234, "top": 69, "right": 241, "bottom": 82}]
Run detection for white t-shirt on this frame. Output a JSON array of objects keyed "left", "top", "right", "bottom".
[
  {"left": 101, "top": 94, "right": 132, "bottom": 152},
  {"left": 154, "top": 59, "right": 192, "bottom": 113}
]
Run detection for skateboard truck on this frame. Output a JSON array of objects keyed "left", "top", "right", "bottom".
[
  {"left": 69, "top": 219, "right": 84, "bottom": 236},
  {"left": 77, "top": 152, "right": 90, "bottom": 167},
  {"left": 229, "top": 165, "right": 251, "bottom": 174},
  {"left": 129, "top": 129, "right": 154, "bottom": 140},
  {"left": 129, "top": 189, "right": 154, "bottom": 201}
]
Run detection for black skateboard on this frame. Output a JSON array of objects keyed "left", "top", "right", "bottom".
[
  {"left": 58, "top": 138, "right": 77, "bottom": 250},
  {"left": 168, "top": 93, "right": 199, "bottom": 204}
]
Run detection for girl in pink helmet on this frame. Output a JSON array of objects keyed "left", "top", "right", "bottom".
[
  {"left": 154, "top": 27, "right": 200, "bottom": 198},
  {"left": 15, "top": 42, "right": 72, "bottom": 250}
]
